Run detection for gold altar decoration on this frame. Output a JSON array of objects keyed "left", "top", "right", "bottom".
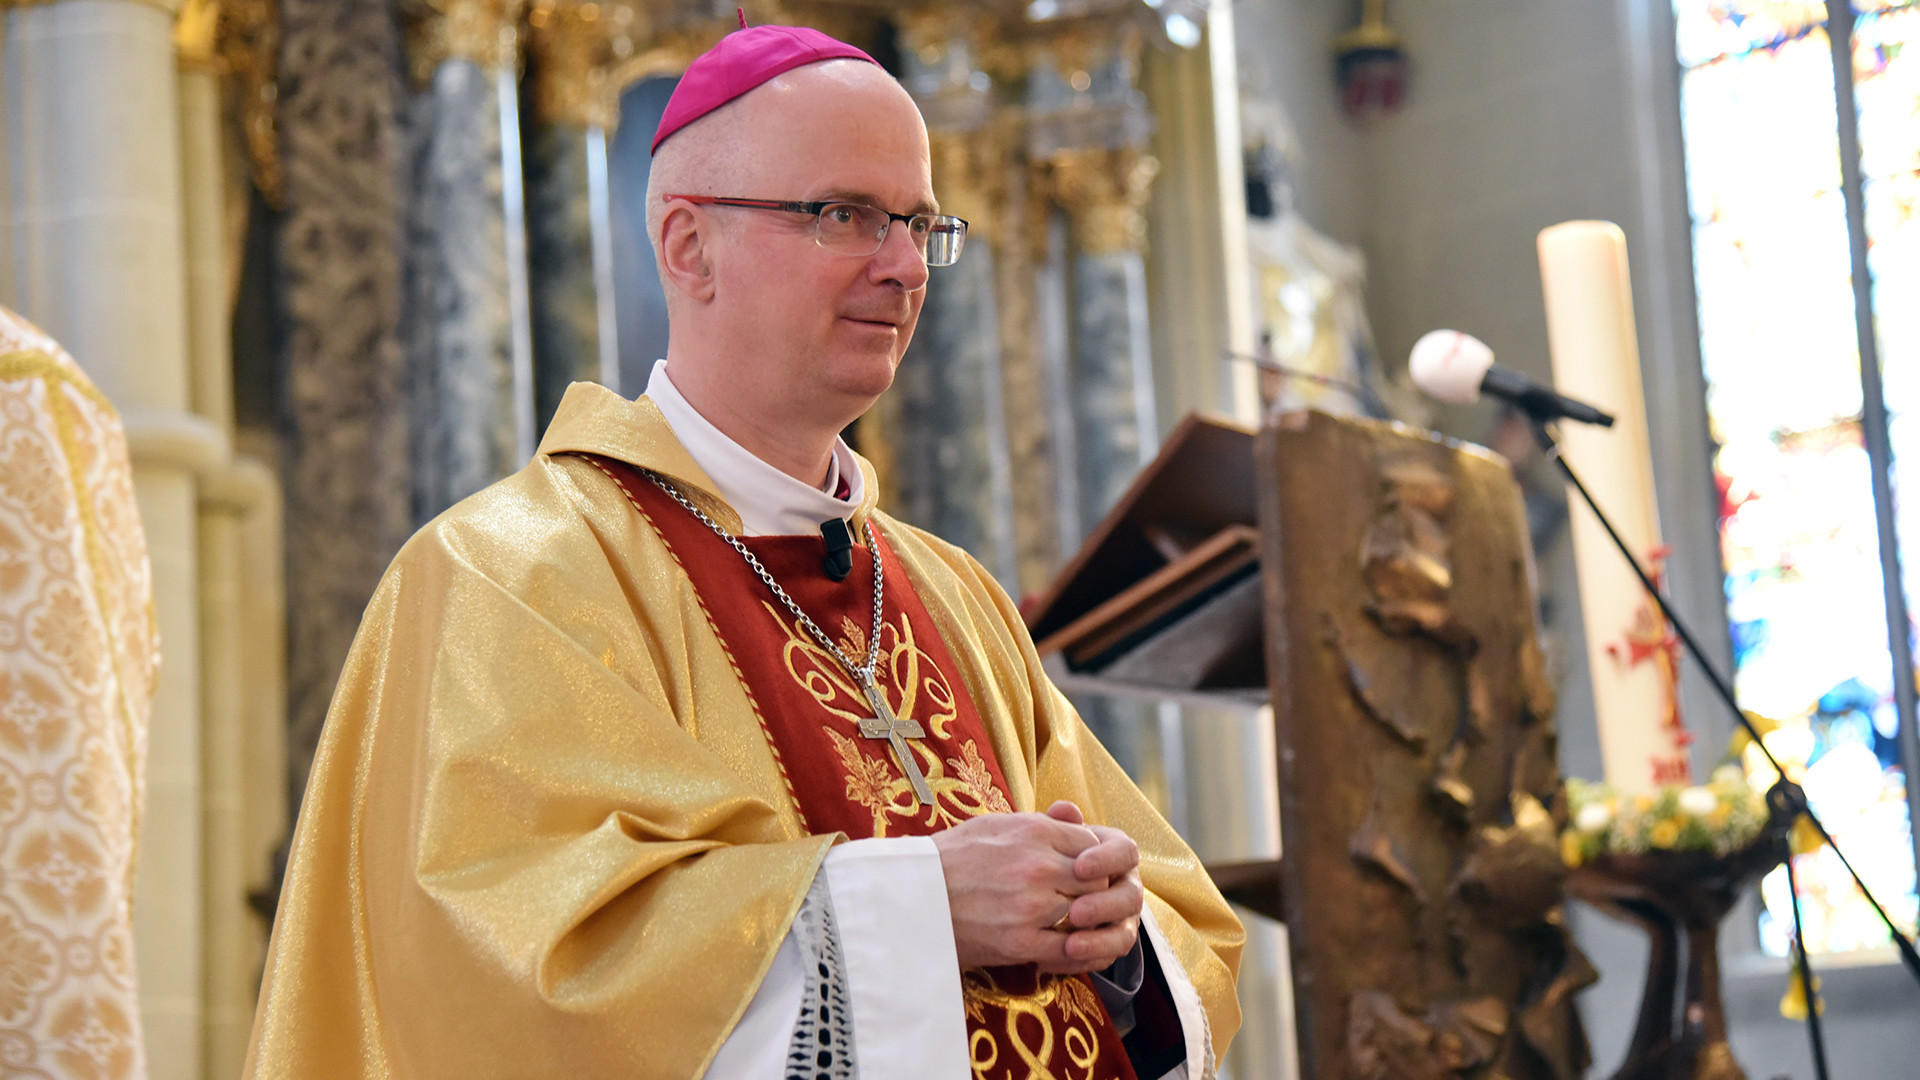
[
  {"left": 398, "top": 0, "right": 529, "bottom": 84},
  {"left": 599, "top": 27, "right": 726, "bottom": 97},
  {"left": 1044, "top": 146, "right": 1160, "bottom": 255},
  {"left": 928, "top": 128, "right": 1009, "bottom": 246},
  {"left": 979, "top": 2, "right": 1147, "bottom": 87},
  {"left": 0, "top": 0, "right": 181, "bottom": 10},
  {"left": 525, "top": 0, "right": 637, "bottom": 129},
  {"left": 215, "top": 0, "right": 283, "bottom": 208},
  {"left": 173, "top": 0, "right": 223, "bottom": 71},
  {"left": 895, "top": 6, "right": 994, "bottom": 65}
]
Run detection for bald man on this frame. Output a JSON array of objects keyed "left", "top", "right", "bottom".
[{"left": 245, "top": 25, "right": 1241, "bottom": 1080}]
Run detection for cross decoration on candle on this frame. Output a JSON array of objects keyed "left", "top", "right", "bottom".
[
  {"left": 1539, "top": 220, "right": 1695, "bottom": 795},
  {"left": 1604, "top": 547, "right": 1692, "bottom": 786}
]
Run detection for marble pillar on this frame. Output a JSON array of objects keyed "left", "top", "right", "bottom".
[
  {"left": 524, "top": 120, "right": 613, "bottom": 432},
  {"left": 523, "top": 0, "right": 629, "bottom": 432},
  {"left": 1049, "top": 146, "right": 1161, "bottom": 531},
  {"left": 990, "top": 156, "right": 1065, "bottom": 598},
  {"left": 403, "top": 58, "right": 524, "bottom": 523},
  {"left": 1070, "top": 249, "right": 1157, "bottom": 522},
  {"left": 889, "top": 239, "right": 1020, "bottom": 586},
  {"left": 276, "top": 0, "right": 415, "bottom": 811},
  {"left": 880, "top": 48, "right": 1021, "bottom": 588},
  {"left": 1035, "top": 208, "right": 1080, "bottom": 551}
]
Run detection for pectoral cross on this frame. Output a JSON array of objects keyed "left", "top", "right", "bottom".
[{"left": 859, "top": 679, "right": 935, "bottom": 807}]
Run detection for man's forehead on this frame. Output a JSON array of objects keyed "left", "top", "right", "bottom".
[{"left": 715, "top": 67, "right": 933, "bottom": 205}]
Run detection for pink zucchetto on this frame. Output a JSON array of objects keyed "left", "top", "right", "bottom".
[{"left": 651, "top": 18, "right": 879, "bottom": 154}]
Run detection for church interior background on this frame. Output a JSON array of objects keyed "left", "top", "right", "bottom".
[{"left": 4, "top": 0, "right": 1920, "bottom": 1076}]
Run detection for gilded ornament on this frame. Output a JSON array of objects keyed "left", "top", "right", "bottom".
[
  {"left": 217, "top": 0, "right": 283, "bottom": 207},
  {"left": 895, "top": 7, "right": 981, "bottom": 63},
  {"left": 398, "top": 0, "right": 529, "bottom": 85},
  {"left": 173, "top": 0, "right": 223, "bottom": 71},
  {"left": 0, "top": 0, "right": 180, "bottom": 10},
  {"left": 525, "top": 0, "right": 642, "bottom": 128},
  {"left": 599, "top": 12, "right": 731, "bottom": 106},
  {"left": 760, "top": 0, "right": 878, "bottom": 55},
  {"left": 1043, "top": 146, "right": 1158, "bottom": 255},
  {"left": 927, "top": 130, "right": 1004, "bottom": 246}
]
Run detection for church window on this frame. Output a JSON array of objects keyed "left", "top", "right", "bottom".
[{"left": 1675, "top": 0, "right": 1920, "bottom": 957}]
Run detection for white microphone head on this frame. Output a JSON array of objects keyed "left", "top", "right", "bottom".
[{"left": 1408, "top": 330, "right": 1496, "bottom": 405}]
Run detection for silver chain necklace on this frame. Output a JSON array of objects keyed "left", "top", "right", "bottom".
[{"left": 641, "top": 469, "right": 937, "bottom": 806}]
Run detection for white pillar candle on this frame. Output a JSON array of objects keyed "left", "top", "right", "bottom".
[{"left": 1539, "top": 221, "right": 1692, "bottom": 794}]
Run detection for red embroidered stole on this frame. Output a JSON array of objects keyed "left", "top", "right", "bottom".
[{"left": 579, "top": 456, "right": 1140, "bottom": 1080}]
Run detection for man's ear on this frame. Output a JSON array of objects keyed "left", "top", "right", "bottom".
[{"left": 657, "top": 202, "right": 718, "bottom": 303}]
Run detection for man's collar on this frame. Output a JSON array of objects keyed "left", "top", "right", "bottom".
[{"left": 535, "top": 378, "right": 880, "bottom": 537}]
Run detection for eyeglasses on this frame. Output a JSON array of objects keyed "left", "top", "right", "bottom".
[{"left": 663, "top": 195, "right": 969, "bottom": 267}]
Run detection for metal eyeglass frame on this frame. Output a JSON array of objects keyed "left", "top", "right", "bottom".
[{"left": 661, "top": 194, "right": 968, "bottom": 267}]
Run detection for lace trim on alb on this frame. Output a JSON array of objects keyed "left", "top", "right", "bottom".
[{"left": 785, "top": 874, "right": 859, "bottom": 1080}]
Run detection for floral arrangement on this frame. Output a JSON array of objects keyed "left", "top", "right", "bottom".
[{"left": 1560, "top": 764, "right": 1771, "bottom": 867}]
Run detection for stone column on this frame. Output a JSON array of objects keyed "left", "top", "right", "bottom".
[
  {"left": 990, "top": 149, "right": 1065, "bottom": 598},
  {"left": 882, "top": 30, "right": 1020, "bottom": 588},
  {"left": 276, "top": 0, "right": 416, "bottom": 815},
  {"left": 176, "top": 3, "right": 284, "bottom": 1074},
  {"left": 1050, "top": 146, "right": 1160, "bottom": 526},
  {"left": 193, "top": 465, "right": 271, "bottom": 1080},
  {"left": 524, "top": 0, "right": 629, "bottom": 433},
  {"left": 399, "top": 0, "right": 533, "bottom": 523},
  {"left": 1023, "top": 44, "right": 1168, "bottom": 787},
  {"left": 1, "top": 1, "right": 224, "bottom": 1074}
]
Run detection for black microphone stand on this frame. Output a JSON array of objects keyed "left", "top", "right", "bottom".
[{"left": 1528, "top": 416, "right": 1920, "bottom": 1080}]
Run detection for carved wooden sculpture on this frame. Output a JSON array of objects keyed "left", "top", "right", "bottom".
[{"left": 1256, "top": 409, "right": 1594, "bottom": 1080}]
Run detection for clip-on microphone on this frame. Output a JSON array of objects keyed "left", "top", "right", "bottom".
[{"left": 821, "top": 518, "right": 854, "bottom": 582}]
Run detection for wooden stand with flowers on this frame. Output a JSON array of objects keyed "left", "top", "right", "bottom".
[{"left": 1561, "top": 769, "right": 1790, "bottom": 1080}]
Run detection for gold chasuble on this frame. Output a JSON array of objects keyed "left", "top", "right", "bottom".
[{"left": 244, "top": 383, "right": 1243, "bottom": 1080}]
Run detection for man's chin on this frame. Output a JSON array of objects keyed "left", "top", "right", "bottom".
[
  {"left": 823, "top": 340, "right": 904, "bottom": 381},
  {"left": 817, "top": 356, "right": 899, "bottom": 414}
]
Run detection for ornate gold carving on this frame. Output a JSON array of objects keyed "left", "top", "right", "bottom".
[
  {"left": 893, "top": 6, "right": 979, "bottom": 62},
  {"left": 760, "top": 0, "right": 880, "bottom": 55},
  {"left": 1033, "top": 15, "right": 1142, "bottom": 88},
  {"left": 0, "top": 0, "right": 181, "bottom": 10},
  {"left": 928, "top": 128, "right": 1005, "bottom": 247},
  {"left": 218, "top": 0, "right": 282, "bottom": 207},
  {"left": 398, "top": 0, "right": 529, "bottom": 85},
  {"left": 600, "top": 18, "right": 728, "bottom": 106},
  {"left": 1042, "top": 146, "right": 1158, "bottom": 256},
  {"left": 525, "top": 0, "right": 640, "bottom": 128},
  {"left": 522, "top": 0, "right": 750, "bottom": 130},
  {"left": 174, "top": 0, "right": 223, "bottom": 71},
  {"left": 586, "top": 0, "right": 758, "bottom": 116},
  {"left": 930, "top": 1, "right": 1147, "bottom": 87}
]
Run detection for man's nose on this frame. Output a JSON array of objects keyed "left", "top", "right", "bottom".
[{"left": 870, "top": 222, "right": 931, "bottom": 291}]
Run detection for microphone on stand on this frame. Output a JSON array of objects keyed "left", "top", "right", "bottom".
[
  {"left": 1408, "top": 329, "right": 1616, "bottom": 428},
  {"left": 1407, "top": 335, "right": 1920, "bottom": 1013}
]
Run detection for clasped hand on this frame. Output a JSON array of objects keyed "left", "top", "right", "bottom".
[{"left": 929, "top": 800, "right": 1143, "bottom": 975}]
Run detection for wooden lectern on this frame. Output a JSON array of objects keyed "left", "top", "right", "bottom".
[{"left": 1027, "top": 409, "right": 1592, "bottom": 1080}]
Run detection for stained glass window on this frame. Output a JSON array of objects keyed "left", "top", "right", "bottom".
[{"left": 1676, "top": 0, "right": 1920, "bottom": 957}]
